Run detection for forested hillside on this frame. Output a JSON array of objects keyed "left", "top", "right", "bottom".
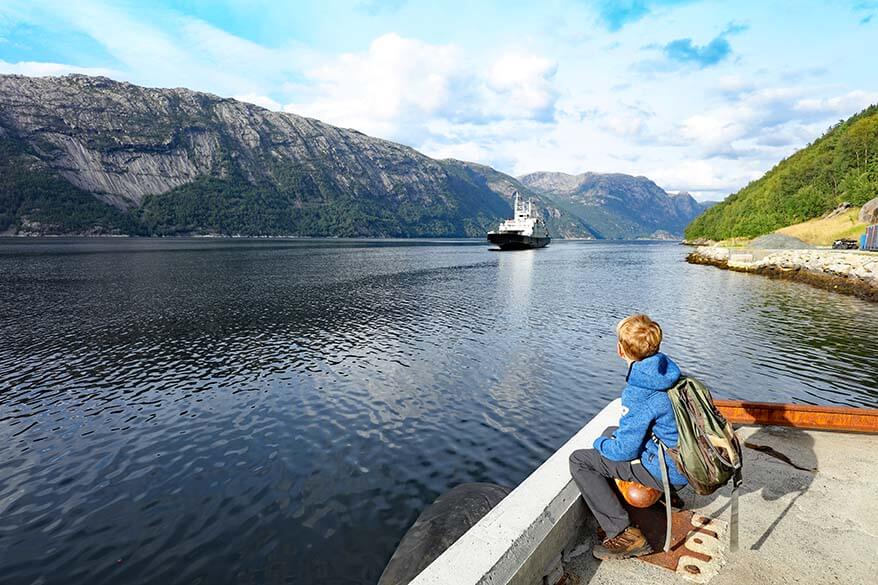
[{"left": 685, "top": 104, "right": 878, "bottom": 240}]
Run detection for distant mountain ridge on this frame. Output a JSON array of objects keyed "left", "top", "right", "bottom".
[
  {"left": 0, "top": 73, "right": 698, "bottom": 239},
  {"left": 519, "top": 171, "right": 708, "bottom": 239},
  {"left": 685, "top": 104, "right": 878, "bottom": 241}
]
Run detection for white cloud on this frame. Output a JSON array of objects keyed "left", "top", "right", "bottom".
[
  {"left": 420, "top": 139, "right": 494, "bottom": 164},
  {"left": 285, "top": 33, "right": 461, "bottom": 138},
  {"left": 679, "top": 87, "right": 798, "bottom": 151},
  {"left": 716, "top": 74, "right": 755, "bottom": 96},
  {"left": 595, "top": 102, "right": 655, "bottom": 139},
  {"left": 602, "top": 114, "right": 647, "bottom": 137},
  {"left": 0, "top": 59, "right": 118, "bottom": 78},
  {"left": 285, "top": 33, "right": 558, "bottom": 143},
  {"left": 794, "top": 90, "right": 878, "bottom": 115},
  {"left": 234, "top": 94, "right": 282, "bottom": 111},
  {"left": 677, "top": 87, "right": 878, "bottom": 159},
  {"left": 486, "top": 54, "right": 557, "bottom": 121},
  {"left": 647, "top": 159, "right": 762, "bottom": 198},
  {"left": 4, "top": 0, "right": 310, "bottom": 99}
]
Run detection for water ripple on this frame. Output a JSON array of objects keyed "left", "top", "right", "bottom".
[{"left": 0, "top": 238, "right": 876, "bottom": 585}]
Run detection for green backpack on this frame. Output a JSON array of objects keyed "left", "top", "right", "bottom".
[{"left": 653, "top": 376, "right": 744, "bottom": 551}]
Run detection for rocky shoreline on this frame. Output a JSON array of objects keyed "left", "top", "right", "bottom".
[{"left": 687, "top": 246, "right": 878, "bottom": 302}]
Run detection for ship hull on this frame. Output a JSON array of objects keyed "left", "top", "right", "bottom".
[{"left": 487, "top": 233, "right": 551, "bottom": 250}]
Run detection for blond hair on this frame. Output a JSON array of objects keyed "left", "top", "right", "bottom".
[{"left": 616, "top": 314, "right": 663, "bottom": 361}]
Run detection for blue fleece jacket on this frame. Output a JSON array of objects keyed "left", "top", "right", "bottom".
[{"left": 593, "top": 352, "right": 688, "bottom": 486}]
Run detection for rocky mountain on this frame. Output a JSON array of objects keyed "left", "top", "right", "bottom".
[
  {"left": 518, "top": 171, "right": 707, "bottom": 239},
  {"left": 439, "top": 160, "right": 598, "bottom": 239},
  {"left": 0, "top": 74, "right": 708, "bottom": 240},
  {"left": 0, "top": 74, "right": 590, "bottom": 238}
]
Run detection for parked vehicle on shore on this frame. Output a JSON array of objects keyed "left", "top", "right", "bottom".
[{"left": 832, "top": 238, "right": 859, "bottom": 250}]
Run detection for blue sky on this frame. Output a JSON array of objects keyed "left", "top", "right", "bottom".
[{"left": 1, "top": 0, "right": 876, "bottom": 200}]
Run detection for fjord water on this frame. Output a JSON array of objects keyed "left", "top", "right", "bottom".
[{"left": 1, "top": 239, "right": 876, "bottom": 585}]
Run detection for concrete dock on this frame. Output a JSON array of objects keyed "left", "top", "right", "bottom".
[
  {"left": 686, "top": 246, "right": 878, "bottom": 302},
  {"left": 407, "top": 400, "right": 877, "bottom": 585},
  {"left": 564, "top": 424, "right": 878, "bottom": 584}
]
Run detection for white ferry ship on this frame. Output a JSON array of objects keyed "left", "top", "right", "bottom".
[{"left": 487, "top": 192, "right": 551, "bottom": 250}]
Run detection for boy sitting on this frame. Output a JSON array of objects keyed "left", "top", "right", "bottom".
[{"left": 569, "top": 314, "right": 688, "bottom": 560}]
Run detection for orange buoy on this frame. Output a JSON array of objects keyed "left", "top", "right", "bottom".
[{"left": 614, "top": 478, "right": 661, "bottom": 508}]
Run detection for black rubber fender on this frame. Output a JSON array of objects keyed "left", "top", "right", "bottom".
[{"left": 378, "top": 482, "right": 511, "bottom": 585}]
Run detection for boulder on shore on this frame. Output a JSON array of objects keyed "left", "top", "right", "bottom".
[
  {"left": 860, "top": 197, "right": 878, "bottom": 225},
  {"left": 749, "top": 233, "right": 814, "bottom": 249}
]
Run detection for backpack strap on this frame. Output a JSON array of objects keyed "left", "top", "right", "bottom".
[
  {"left": 654, "top": 436, "right": 673, "bottom": 553},
  {"left": 729, "top": 467, "right": 743, "bottom": 552}
]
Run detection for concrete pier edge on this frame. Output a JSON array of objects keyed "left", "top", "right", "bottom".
[
  {"left": 408, "top": 400, "right": 623, "bottom": 585},
  {"left": 687, "top": 246, "right": 878, "bottom": 302}
]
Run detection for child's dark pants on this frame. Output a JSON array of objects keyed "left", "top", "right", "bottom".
[{"left": 568, "top": 427, "right": 664, "bottom": 539}]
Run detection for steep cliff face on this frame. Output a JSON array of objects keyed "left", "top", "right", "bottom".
[
  {"left": 0, "top": 74, "right": 590, "bottom": 237},
  {"left": 519, "top": 171, "right": 707, "bottom": 239},
  {"left": 0, "top": 75, "right": 452, "bottom": 208}
]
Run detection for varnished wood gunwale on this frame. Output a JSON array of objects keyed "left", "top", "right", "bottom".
[{"left": 714, "top": 399, "right": 878, "bottom": 434}]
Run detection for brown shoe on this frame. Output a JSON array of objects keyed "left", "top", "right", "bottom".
[{"left": 592, "top": 526, "right": 653, "bottom": 560}]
